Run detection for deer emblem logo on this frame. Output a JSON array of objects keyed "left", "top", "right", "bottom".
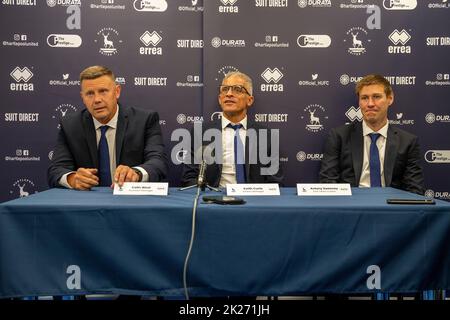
[
  {"left": 351, "top": 32, "right": 363, "bottom": 48},
  {"left": 18, "top": 183, "right": 29, "bottom": 197},
  {"left": 102, "top": 32, "right": 114, "bottom": 49},
  {"left": 309, "top": 110, "right": 320, "bottom": 125}
]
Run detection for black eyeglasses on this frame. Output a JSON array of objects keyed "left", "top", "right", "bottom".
[{"left": 219, "top": 85, "right": 250, "bottom": 95}]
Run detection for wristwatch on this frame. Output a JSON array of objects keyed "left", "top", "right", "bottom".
[{"left": 133, "top": 168, "right": 143, "bottom": 182}]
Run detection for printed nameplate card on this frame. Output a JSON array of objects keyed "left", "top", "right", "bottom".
[
  {"left": 226, "top": 184, "right": 280, "bottom": 196},
  {"left": 297, "top": 183, "right": 352, "bottom": 196},
  {"left": 114, "top": 182, "right": 169, "bottom": 196}
]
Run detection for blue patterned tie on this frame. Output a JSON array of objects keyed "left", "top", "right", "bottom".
[
  {"left": 98, "top": 125, "right": 112, "bottom": 186},
  {"left": 369, "top": 133, "right": 381, "bottom": 187},
  {"left": 228, "top": 123, "right": 246, "bottom": 184}
]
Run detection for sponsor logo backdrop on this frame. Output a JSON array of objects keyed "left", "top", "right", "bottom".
[{"left": 1, "top": 0, "right": 449, "bottom": 202}]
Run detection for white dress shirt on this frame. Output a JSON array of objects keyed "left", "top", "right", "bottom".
[{"left": 219, "top": 116, "right": 247, "bottom": 188}]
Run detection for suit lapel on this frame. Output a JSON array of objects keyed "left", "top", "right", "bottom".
[
  {"left": 82, "top": 111, "right": 98, "bottom": 167},
  {"left": 115, "top": 106, "right": 128, "bottom": 163},
  {"left": 351, "top": 122, "right": 364, "bottom": 185},
  {"left": 384, "top": 126, "right": 398, "bottom": 187}
]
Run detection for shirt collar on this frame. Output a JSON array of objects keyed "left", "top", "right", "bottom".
[
  {"left": 93, "top": 104, "right": 119, "bottom": 130},
  {"left": 221, "top": 115, "right": 248, "bottom": 130},
  {"left": 362, "top": 119, "right": 388, "bottom": 138}
]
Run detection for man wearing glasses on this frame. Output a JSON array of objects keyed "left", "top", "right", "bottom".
[{"left": 181, "top": 71, "right": 283, "bottom": 188}]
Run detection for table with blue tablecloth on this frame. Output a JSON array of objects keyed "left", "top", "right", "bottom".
[{"left": 1, "top": 187, "right": 449, "bottom": 298}]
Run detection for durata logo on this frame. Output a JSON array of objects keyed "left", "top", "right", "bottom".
[
  {"left": 134, "top": 0, "right": 167, "bottom": 11},
  {"left": 47, "top": 34, "right": 82, "bottom": 48},
  {"left": 345, "top": 106, "right": 363, "bottom": 122},
  {"left": 383, "top": 0, "right": 417, "bottom": 10},
  {"left": 177, "top": 113, "right": 203, "bottom": 124},
  {"left": 425, "top": 112, "right": 450, "bottom": 124},
  {"left": 296, "top": 151, "right": 323, "bottom": 162}
]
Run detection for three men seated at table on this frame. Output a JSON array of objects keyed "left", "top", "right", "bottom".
[{"left": 48, "top": 67, "right": 423, "bottom": 196}]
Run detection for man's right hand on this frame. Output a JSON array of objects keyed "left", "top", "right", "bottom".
[{"left": 67, "top": 168, "right": 99, "bottom": 190}]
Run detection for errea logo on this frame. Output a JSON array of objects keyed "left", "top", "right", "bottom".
[
  {"left": 10, "top": 67, "right": 34, "bottom": 91},
  {"left": 388, "top": 29, "right": 412, "bottom": 54},
  {"left": 261, "top": 68, "right": 284, "bottom": 92},
  {"left": 139, "top": 31, "right": 163, "bottom": 55},
  {"left": 219, "top": 0, "right": 239, "bottom": 13}
]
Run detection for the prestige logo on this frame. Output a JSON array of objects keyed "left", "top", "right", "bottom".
[
  {"left": 134, "top": 0, "right": 167, "bottom": 11},
  {"left": 297, "top": 35, "right": 331, "bottom": 48},
  {"left": 47, "top": 34, "right": 82, "bottom": 48},
  {"left": 425, "top": 150, "right": 450, "bottom": 163},
  {"left": 383, "top": 0, "right": 417, "bottom": 10}
]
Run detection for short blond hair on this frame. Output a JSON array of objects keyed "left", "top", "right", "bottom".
[
  {"left": 355, "top": 74, "right": 393, "bottom": 97},
  {"left": 79, "top": 65, "right": 115, "bottom": 83}
]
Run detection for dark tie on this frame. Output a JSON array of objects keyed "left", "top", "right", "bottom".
[
  {"left": 98, "top": 125, "right": 112, "bottom": 186},
  {"left": 369, "top": 133, "right": 381, "bottom": 187},
  {"left": 228, "top": 123, "right": 246, "bottom": 184}
]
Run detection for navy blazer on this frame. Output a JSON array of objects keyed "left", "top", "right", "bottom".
[
  {"left": 319, "top": 121, "right": 425, "bottom": 195},
  {"left": 48, "top": 105, "right": 168, "bottom": 187},
  {"left": 181, "top": 118, "right": 284, "bottom": 188}
]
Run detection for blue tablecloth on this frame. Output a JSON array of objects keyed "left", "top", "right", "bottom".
[{"left": 1, "top": 187, "right": 449, "bottom": 298}]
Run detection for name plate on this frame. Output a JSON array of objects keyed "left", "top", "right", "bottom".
[
  {"left": 297, "top": 183, "right": 352, "bottom": 196},
  {"left": 113, "top": 182, "right": 168, "bottom": 196},
  {"left": 226, "top": 184, "right": 280, "bottom": 196}
]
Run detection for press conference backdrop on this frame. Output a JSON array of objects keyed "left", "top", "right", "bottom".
[{"left": 1, "top": 0, "right": 449, "bottom": 203}]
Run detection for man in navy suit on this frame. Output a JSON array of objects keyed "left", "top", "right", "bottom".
[
  {"left": 181, "top": 71, "right": 283, "bottom": 188},
  {"left": 48, "top": 65, "right": 168, "bottom": 190},
  {"left": 319, "top": 74, "right": 424, "bottom": 195}
]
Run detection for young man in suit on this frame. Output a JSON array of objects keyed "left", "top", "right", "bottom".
[
  {"left": 181, "top": 71, "right": 283, "bottom": 188},
  {"left": 319, "top": 74, "right": 424, "bottom": 195},
  {"left": 48, "top": 65, "right": 168, "bottom": 189}
]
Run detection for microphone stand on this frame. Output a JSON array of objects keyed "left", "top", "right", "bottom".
[
  {"left": 179, "top": 160, "right": 220, "bottom": 192},
  {"left": 181, "top": 159, "right": 219, "bottom": 300}
]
